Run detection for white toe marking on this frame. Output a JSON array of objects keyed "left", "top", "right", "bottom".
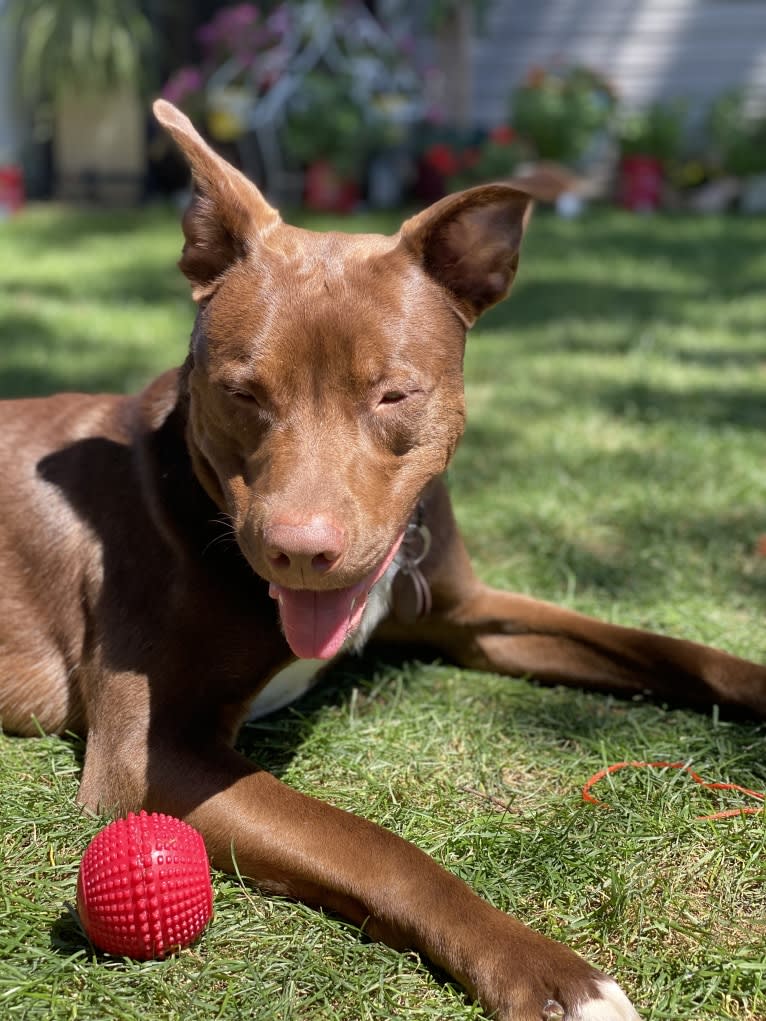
[{"left": 572, "top": 977, "right": 642, "bottom": 1020}]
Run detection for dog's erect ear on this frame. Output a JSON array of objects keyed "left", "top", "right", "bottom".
[
  {"left": 400, "top": 184, "right": 533, "bottom": 326},
  {"left": 153, "top": 99, "right": 280, "bottom": 301}
]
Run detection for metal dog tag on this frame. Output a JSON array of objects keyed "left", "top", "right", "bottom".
[{"left": 392, "top": 521, "right": 432, "bottom": 624}]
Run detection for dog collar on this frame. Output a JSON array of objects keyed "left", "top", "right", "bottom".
[{"left": 392, "top": 504, "right": 432, "bottom": 622}]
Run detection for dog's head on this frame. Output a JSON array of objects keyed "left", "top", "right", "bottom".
[{"left": 155, "top": 100, "right": 531, "bottom": 659}]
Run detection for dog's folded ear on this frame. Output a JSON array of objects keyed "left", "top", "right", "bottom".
[
  {"left": 153, "top": 99, "right": 280, "bottom": 301},
  {"left": 400, "top": 184, "right": 533, "bottom": 326}
]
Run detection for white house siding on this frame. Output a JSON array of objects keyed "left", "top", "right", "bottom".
[{"left": 471, "top": 0, "right": 766, "bottom": 126}]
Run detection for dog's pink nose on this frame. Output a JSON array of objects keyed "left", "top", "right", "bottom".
[{"left": 264, "top": 518, "right": 345, "bottom": 576}]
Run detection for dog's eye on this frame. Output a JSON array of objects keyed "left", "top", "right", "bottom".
[
  {"left": 226, "top": 388, "right": 260, "bottom": 405},
  {"left": 379, "top": 390, "right": 408, "bottom": 406}
]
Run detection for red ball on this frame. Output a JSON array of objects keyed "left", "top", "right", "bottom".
[{"left": 77, "top": 811, "right": 213, "bottom": 960}]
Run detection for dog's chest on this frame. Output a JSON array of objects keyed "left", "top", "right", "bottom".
[{"left": 246, "top": 657, "right": 327, "bottom": 719}]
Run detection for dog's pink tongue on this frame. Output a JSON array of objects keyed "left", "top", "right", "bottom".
[
  {"left": 269, "top": 535, "right": 404, "bottom": 660},
  {"left": 271, "top": 584, "right": 364, "bottom": 660}
]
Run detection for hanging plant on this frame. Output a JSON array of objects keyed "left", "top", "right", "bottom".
[{"left": 6, "top": 0, "right": 155, "bottom": 100}]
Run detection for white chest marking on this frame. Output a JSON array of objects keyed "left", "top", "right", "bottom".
[{"left": 247, "top": 657, "right": 326, "bottom": 719}]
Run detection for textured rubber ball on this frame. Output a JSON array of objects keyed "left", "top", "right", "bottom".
[{"left": 76, "top": 811, "right": 213, "bottom": 959}]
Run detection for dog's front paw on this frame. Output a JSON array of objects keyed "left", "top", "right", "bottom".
[
  {"left": 472, "top": 922, "right": 641, "bottom": 1021},
  {"left": 491, "top": 972, "right": 641, "bottom": 1021},
  {"left": 520, "top": 975, "right": 640, "bottom": 1021},
  {"left": 567, "top": 976, "right": 641, "bottom": 1020}
]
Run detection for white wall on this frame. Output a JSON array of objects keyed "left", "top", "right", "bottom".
[{"left": 472, "top": 0, "right": 766, "bottom": 126}]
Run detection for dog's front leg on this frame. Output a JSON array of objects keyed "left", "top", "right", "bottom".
[
  {"left": 80, "top": 711, "right": 637, "bottom": 1020},
  {"left": 154, "top": 742, "right": 639, "bottom": 1021},
  {"left": 382, "top": 479, "right": 766, "bottom": 717}
]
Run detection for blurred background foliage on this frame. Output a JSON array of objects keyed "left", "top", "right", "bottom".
[{"left": 0, "top": 0, "right": 765, "bottom": 214}]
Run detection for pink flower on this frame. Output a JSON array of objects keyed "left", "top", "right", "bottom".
[
  {"left": 197, "top": 4, "right": 262, "bottom": 53},
  {"left": 162, "top": 67, "right": 204, "bottom": 106},
  {"left": 267, "top": 5, "right": 290, "bottom": 36}
]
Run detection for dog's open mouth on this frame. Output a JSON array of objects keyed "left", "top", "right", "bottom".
[{"left": 268, "top": 535, "right": 404, "bottom": 659}]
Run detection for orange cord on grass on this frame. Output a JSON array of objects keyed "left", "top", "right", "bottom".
[{"left": 582, "top": 760, "right": 765, "bottom": 821}]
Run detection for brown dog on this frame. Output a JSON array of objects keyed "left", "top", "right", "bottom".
[{"left": 2, "top": 99, "right": 764, "bottom": 1020}]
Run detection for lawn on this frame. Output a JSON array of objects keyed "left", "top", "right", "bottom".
[{"left": 0, "top": 202, "right": 765, "bottom": 1021}]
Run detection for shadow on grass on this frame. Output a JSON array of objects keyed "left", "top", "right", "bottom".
[
  {"left": 50, "top": 904, "right": 88, "bottom": 957},
  {"left": 475, "top": 320, "right": 766, "bottom": 367},
  {"left": 451, "top": 453, "right": 766, "bottom": 606},
  {"left": 524, "top": 210, "right": 765, "bottom": 278},
  {"left": 237, "top": 639, "right": 766, "bottom": 789},
  {"left": 484, "top": 279, "right": 699, "bottom": 332},
  {"left": 0, "top": 310, "right": 170, "bottom": 397},
  {"left": 594, "top": 380, "right": 766, "bottom": 430},
  {"left": 483, "top": 275, "right": 766, "bottom": 339},
  {"left": 480, "top": 212, "right": 766, "bottom": 337},
  {"left": 5, "top": 262, "right": 186, "bottom": 307},
  {"left": 5, "top": 206, "right": 176, "bottom": 247}
]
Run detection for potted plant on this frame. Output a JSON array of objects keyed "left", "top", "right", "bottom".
[
  {"left": 445, "top": 125, "right": 531, "bottom": 192},
  {"left": 616, "top": 100, "right": 686, "bottom": 211},
  {"left": 7, "top": 0, "right": 154, "bottom": 202},
  {"left": 281, "top": 71, "right": 383, "bottom": 212},
  {"left": 511, "top": 64, "right": 617, "bottom": 168},
  {"left": 664, "top": 155, "right": 739, "bottom": 214},
  {"left": 707, "top": 89, "right": 766, "bottom": 212}
]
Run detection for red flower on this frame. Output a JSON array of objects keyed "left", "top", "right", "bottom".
[
  {"left": 489, "top": 125, "right": 516, "bottom": 145},
  {"left": 424, "top": 143, "right": 460, "bottom": 176}
]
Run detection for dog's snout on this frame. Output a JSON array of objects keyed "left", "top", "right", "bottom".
[{"left": 264, "top": 518, "right": 346, "bottom": 577}]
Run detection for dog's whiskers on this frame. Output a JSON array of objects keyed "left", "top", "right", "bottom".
[{"left": 201, "top": 516, "right": 238, "bottom": 557}]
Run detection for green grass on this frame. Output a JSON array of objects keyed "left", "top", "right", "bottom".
[{"left": 1, "top": 203, "right": 765, "bottom": 1020}]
